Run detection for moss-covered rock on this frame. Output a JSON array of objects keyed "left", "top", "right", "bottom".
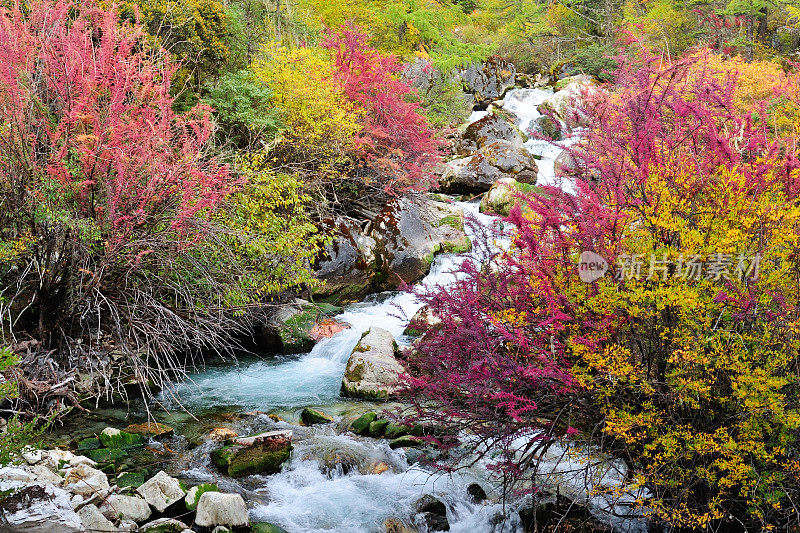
[
  {"left": 116, "top": 471, "right": 145, "bottom": 489},
  {"left": 77, "top": 437, "right": 101, "bottom": 451},
  {"left": 84, "top": 447, "right": 129, "bottom": 463},
  {"left": 98, "top": 428, "right": 144, "bottom": 449},
  {"left": 184, "top": 483, "right": 219, "bottom": 511},
  {"left": 300, "top": 407, "right": 333, "bottom": 426},
  {"left": 341, "top": 328, "right": 405, "bottom": 400},
  {"left": 276, "top": 302, "right": 342, "bottom": 354},
  {"left": 210, "top": 431, "right": 293, "bottom": 478},
  {"left": 350, "top": 412, "right": 378, "bottom": 435},
  {"left": 368, "top": 419, "right": 389, "bottom": 437},
  {"left": 389, "top": 435, "right": 425, "bottom": 449}
]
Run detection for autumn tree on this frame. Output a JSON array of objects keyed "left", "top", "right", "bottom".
[
  {"left": 403, "top": 48, "right": 800, "bottom": 530},
  {"left": 0, "top": 0, "right": 321, "bottom": 395}
]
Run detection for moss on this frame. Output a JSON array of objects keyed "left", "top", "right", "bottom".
[
  {"left": 350, "top": 412, "right": 378, "bottom": 435},
  {"left": 278, "top": 303, "right": 343, "bottom": 354},
  {"left": 77, "top": 437, "right": 101, "bottom": 451},
  {"left": 389, "top": 435, "right": 424, "bottom": 449},
  {"left": 442, "top": 238, "right": 472, "bottom": 255},
  {"left": 369, "top": 419, "right": 389, "bottom": 437},
  {"left": 116, "top": 471, "right": 145, "bottom": 489},
  {"left": 185, "top": 483, "right": 218, "bottom": 511},
  {"left": 434, "top": 214, "right": 464, "bottom": 231},
  {"left": 98, "top": 430, "right": 144, "bottom": 450},
  {"left": 85, "top": 447, "right": 129, "bottom": 463},
  {"left": 344, "top": 361, "right": 366, "bottom": 383},
  {"left": 211, "top": 443, "right": 292, "bottom": 478},
  {"left": 300, "top": 408, "right": 333, "bottom": 425}
]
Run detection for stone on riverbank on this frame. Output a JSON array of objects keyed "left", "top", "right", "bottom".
[
  {"left": 124, "top": 422, "right": 174, "bottom": 439},
  {"left": 440, "top": 140, "right": 538, "bottom": 195},
  {"left": 99, "top": 494, "right": 152, "bottom": 523},
  {"left": 78, "top": 503, "right": 116, "bottom": 532},
  {"left": 252, "top": 523, "right": 290, "bottom": 533},
  {"left": 63, "top": 463, "right": 110, "bottom": 497},
  {"left": 139, "top": 517, "right": 190, "bottom": 532},
  {"left": 135, "top": 470, "right": 185, "bottom": 512},
  {"left": 341, "top": 328, "right": 405, "bottom": 400},
  {"left": 0, "top": 484, "right": 83, "bottom": 533},
  {"left": 210, "top": 430, "right": 293, "bottom": 478},
  {"left": 185, "top": 483, "right": 219, "bottom": 511},
  {"left": 194, "top": 491, "right": 249, "bottom": 528}
]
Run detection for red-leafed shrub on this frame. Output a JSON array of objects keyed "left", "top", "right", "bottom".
[{"left": 0, "top": 0, "right": 243, "bottom": 369}]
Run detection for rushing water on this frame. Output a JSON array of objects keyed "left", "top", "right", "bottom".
[{"left": 168, "top": 89, "right": 645, "bottom": 533}]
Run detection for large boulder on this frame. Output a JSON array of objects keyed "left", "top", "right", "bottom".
[
  {"left": 210, "top": 430, "right": 293, "bottom": 478},
  {"left": 440, "top": 140, "right": 538, "bottom": 195},
  {"left": 135, "top": 470, "right": 185, "bottom": 513},
  {"left": 370, "top": 199, "right": 470, "bottom": 289},
  {"left": 460, "top": 56, "right": 516, "bottom": 105},
  {"left": 460, "top": 113, "right": 527, "bottom": 154},
  {"left": 341, "top": 328, "right": 405, "bottom": 400},
  {"left": 313, "top": 217, "right": 379, "bottom": 301},
  {"left": 0, "top": 484, "right": 83, "bottom": 533},
  {"left": 538, "top": 75, "right": 598, "bottom": 130},
  {"left": 194, "top": 492, "right": 249, "bottom": 529}
]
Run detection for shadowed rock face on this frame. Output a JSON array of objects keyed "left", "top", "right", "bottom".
[
  {"left": 459, "top": 113, "right": 527, "bottom": 154},
  {"left": 460, "top": 55, "right": 516, "bottom": 106},
  {"left": 371, "top": 198, "right": 470, "bottom": 289},
  {"left": 314, "top": 198, "right": 470, "bottom": 298},
  {"left": 440, "top": 139, "right": 539, "bottom": 195}
]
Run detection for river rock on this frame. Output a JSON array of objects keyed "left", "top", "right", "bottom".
[
  {"left": 252, "top": 523, "right": 290, "bottom": 533},
  {"left": 211, "top": 430, "right": 293, "bottom": 478},
  {"left": 194, "top": 492, "right": 249, "bottom": 528},
  {"left": 371, "top": 198, "right": 470, "bottom": 289},
  {"left": 300, "top": 407, "right": 334, "bottom": 425},
  {"left": 415, "top": 495, "right": 450, "bottom": 531},
  {"left": 0, "top": 466, "right": 37, "bottom": 483},
  {"left": 98, "top": 494, "right": 152, "bottom": 523},
  {"left": 78, "top": 503, "right": 116, "bottom": 532},
  {"left": 273, "top": 301, "right": 342, "bottom": 354},
  {"left": 140, "top": 517, "right": 190, "bottom": 532},
  {"left": 0, "top": 484, "right": 83, "bottom": 533},
  {"left": 341, "top": 328, "right": 405, "bottom": 400},
  {"left": 467, "top": 483, "right": 488, "bottom": 503},
  {"left": 185, "top": 483, "right": 219, "bottom": 511},
  {"left": 462, "top": 113, "right": 527, "bottom": 152},
  {"left": 124, "top": 422, "right": 174, "bottom": 439},
  {"left": 460, "top": 56, "right": 516, "bottom": 105},
  {"left": 63, "top": 463, "right": 109, "bottom": 497},
  {"left": 208, "top": 427, "right": 238, "bottom": 441},
  {"left": 480, "top": 177, "right": 540, "bottom": 216},
  {"left": 135, "top": 470, "right": 185, "bottom": 512},
  {"left": 313, "top": 216, "right": 378, "bottom": 301},
  {"left": 440, "top": 140, "right": 539, "bottom": 194},
  {"left": 403, "top": 305, "right": 442, "bottom": 337},
  {"left": 538, "top": 75, "right": 597, "bottom": 130},
  {"left": 350, "top": 412, "right": 378, "bottom": 435},
  {"left": 385, "top": 517, "right": 418, "bottom": 533}
]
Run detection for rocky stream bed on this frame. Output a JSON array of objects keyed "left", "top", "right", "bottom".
[{"left": 1, "top": 69, "right": 648, "bottom": 533}]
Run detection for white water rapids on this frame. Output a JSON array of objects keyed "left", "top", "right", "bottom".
[{"left": 173, "top": 89, "right": 647, "bottom": 533}]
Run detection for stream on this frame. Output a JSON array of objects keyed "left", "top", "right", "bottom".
[{"left": 48, "top": 88, "right": 646, "bottom": 533}]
